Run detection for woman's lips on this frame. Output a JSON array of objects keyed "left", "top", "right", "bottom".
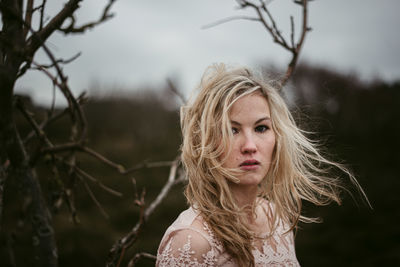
[{"left": 239, "top": 160, "right": 260, "bottom": 170}]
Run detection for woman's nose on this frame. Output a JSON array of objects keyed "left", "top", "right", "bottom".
[{"left": 241, "top": 134, "right": 257, "bottom": 154}]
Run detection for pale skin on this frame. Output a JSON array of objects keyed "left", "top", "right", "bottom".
[{"left": 223, "top": 92, "right": 276, "bottom": 231}]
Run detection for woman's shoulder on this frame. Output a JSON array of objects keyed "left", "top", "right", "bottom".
[
  {"left": 158, "top": 207, "right": 215, "bottom": 245},
  {"left": 157, "top": 208, "right": 219, "bottom": 266}
]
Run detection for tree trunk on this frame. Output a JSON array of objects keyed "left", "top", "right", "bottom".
[
  {"left": 1, "top": 1, "right": 58, "bottom": 266},
  {"left": 11, "top": 136, "right": 59, "bottom": 267},
  {"left": 0, "top": 63, "right": 59, "bottom": 267},
  {"left": 0, "top": 61, "right": 59, "bottom": 267}
]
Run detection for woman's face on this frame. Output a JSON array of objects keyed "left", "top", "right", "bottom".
[{"left": 222, "top": 92, "right": 276, "bottom": 186}]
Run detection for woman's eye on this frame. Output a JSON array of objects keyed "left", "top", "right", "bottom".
[
  {"left": 231, "top": 127, "right": 239, "bottom": 134},
  {"left": 255, "top": 125, "right": 269, "bottom": 133}
]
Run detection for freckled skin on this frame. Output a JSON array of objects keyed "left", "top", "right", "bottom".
[{"left": 223, "top": 93, "right": 276, "bottom": 190}]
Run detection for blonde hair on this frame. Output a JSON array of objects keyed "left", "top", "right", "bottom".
[{"left": 180, "top": 63, "right": 366, "bottom": 266}]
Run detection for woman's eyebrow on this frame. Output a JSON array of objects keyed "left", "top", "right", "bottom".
[
  {"left": 230, "top": 116, "right": 271, "bottom": 126},
  {"left": 255, "top": 117, "right": 271, "bottom": 124}
]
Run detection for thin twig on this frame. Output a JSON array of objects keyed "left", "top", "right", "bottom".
[
  {"left": 23, "top": 90, "right": 86, "bottom": 145},
  {"left": 202, "top": 15, "right": 260, "bottom": 29},
  {"left": 290, "top": 15, "right": 295, "bottom": 49},
  {"left": 131, "top": 178, "right": 139, "bottom": 201},
  {"left": 80, "top": 146, "right": 125, "bottom": 172},
  {"left": 51, "top": 156, "right": 80, "bottom": 224},
  {"left": 74, "top": 166, "right": 123, "bottom": 197},
  {"left": 77, "top": 173, "right": 109, "bottom": 219},
  {"left": 41, "top": 142, "right": 80, "bottom": 153},
  {"left": 123, "top": 160, "right": 174, "bottom": 174},
  {"left": 31, "top": 33, "right": 88, "bottom": 144},
  {"left": 39, "top": 0, "right": 47, "bottom": 30},
  {"left": 243, "top": 0, "right": 290, "bottom": 49},
  {"left": 27, "top": 27, "right": 88, "bottom": 144},
  {"left": 260, "top": 0, "right": 287, "bottom": 47},
  {"left": 167, "top": 78, "right": 186, "bottom": 104},
  {"left": 59, "top": 0, "right": 117, "bottom": 34},
  {"left": 63, "top": 186, "right": 80, "bottom": 224},
  {"left": 23, "top": 0, "right": 34, "bottom": 39},
  {"left": 16, "top": 97, "right": 53, "bottom": 148},
  {"left": 32, "top": 52, "right": 81, "bottom": 69},
  {"left": 281, "top": 0, "right": 310, "bottom": 85},
  {"left": 127, "top": 252, "right": 157, "bottom": 267},
  {"left": 23, "top": 107, "right": 69, "bottom": 144},
  {"left": 49, "top": 81, "right": 56, "bottom": 118}
]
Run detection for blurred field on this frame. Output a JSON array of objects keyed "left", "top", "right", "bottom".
[{"left": 1, "top": 64, "right": 399, "bottom": 266}]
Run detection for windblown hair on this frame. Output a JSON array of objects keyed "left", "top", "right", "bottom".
[{"left": 180, "top": 63, "right": 366, "bottom": 266}]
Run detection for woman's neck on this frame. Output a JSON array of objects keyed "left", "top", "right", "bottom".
[
  {"left": 228, "top": 182, "right": 259, "bottom": 211},
  {"left": 228, "top": 183, "right": 270, "bottom": 232}
]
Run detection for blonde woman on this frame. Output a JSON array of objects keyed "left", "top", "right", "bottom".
[{"left": 156, "top": 63, "right": 366, "bottom": 266}]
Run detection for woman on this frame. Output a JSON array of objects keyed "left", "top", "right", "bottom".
[{"left": 156, "top": 63, "right": 366, "bottom": 266}]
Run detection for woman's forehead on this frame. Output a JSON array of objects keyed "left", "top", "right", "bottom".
[{"left": 229, "top": 93, "right": 271, "bottom": 121}]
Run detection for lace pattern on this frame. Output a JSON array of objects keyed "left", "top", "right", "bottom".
[
  {"left": 156, "top": 205, "right": 300, "bottom": 267},
  {"left": 253, "top": 233, "right": 299, "bottom": 266},
  {"left": 157, "top": 234, "right": 218, "bottom": 266}
]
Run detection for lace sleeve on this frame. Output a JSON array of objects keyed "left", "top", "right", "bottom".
[{"left": 156, "top": 228, "right": 217, "bottom": 267}]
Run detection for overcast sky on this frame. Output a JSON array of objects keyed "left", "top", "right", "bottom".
[{"left": 15, "top": 0, "right": 400, "bottom": 105}]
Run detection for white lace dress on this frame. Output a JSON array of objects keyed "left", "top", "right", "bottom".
[{"left": 156, "top": 202, "right": 300, "bottom": 266}]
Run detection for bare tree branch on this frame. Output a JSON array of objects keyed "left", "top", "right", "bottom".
[
  {"left": 290, "top": 15, "right": 295, "bottom": 49},
  {"left": 106, "top": 158, "right": 185, "bottom": 267},
  {"left": 30, "top": 57, "right": 88, "bottom": 144},
  {"left": 3, "top": 5, "right": 89, "bottom": 146},
  {"left": 281, "top": 0, "right": 310, "bottom": 85},
  {"left": 32, "top": 52, "right": 82, "bottom": 69},
  {"left": 259, "top": 0, "right": 289, "bottom": 48},
  {"left": 23, "top": 91, "right": 87, "bottom": 146},
  {"left": 167, "top": 78, "right": 187, "bottom": 104},
  {"left": 25, "top": 0, "right": 82, "bottom": 56},
  {"left": 202, "top": 15, "right": 260, "bottom": 29},
  {"left": 59, "top": 0, "right": 117, "bottom": 34},
  {"left": 127, "top": 252, "right": 157, "bottom": 267},
  {"left": 78, "top": 173, "right": 110, "bottom": 219},
  {"left": 36, "top": 44, "right": 88, "bottom": 144},
  {"left": 15, "top": 97, "right": 87, "bottom": 225},
  {"left": 0, "top": 1, "right": 153, "bottom": 266},
  {"left": 23, "top": 0, "right": 34, "bottom": 39},
  {"left": 15, "top": 79, "right": 182, "bottom": 263},
  {"left": 74, "top": 166, "right": 122, "bottom": 197},
  {"left": 80, "top": 146, "right": 125, "bottom": 172},
  {"left": 0, "top": 2, "right": 58, "bottom": 264},
  {"left": 16, "top": 97, "right": 53, "bottom": 148},
  {"left": 43, "top": 143, "right": 175, "bottom": 176},
  {"left": 208, "top": 0, "right": 312, "bottom": 87},
  {"left": 39, "top": 0, "right": 47, "bottom": 30},
  {"left": 236, "top": 0, "right": 290, "bottom": 49},
  {"left": 23, "top": 107, "right": 68, "bottom": 144},
  {"left": 123, "top": 160, "right": 174, "bottom": 174},
  {"left": 144, "top": 160, "right": 183, "bottom": 219},
  {"left": 64, "top": 187, "right": 79, "bottom": 224}
]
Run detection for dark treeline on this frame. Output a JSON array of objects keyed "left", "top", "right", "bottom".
[
  {"left": 1, "top": 64, "right": 399, "bottom": 266},
  {"left": 290, "top": 65, "right": 400, "bottom": 266}
]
